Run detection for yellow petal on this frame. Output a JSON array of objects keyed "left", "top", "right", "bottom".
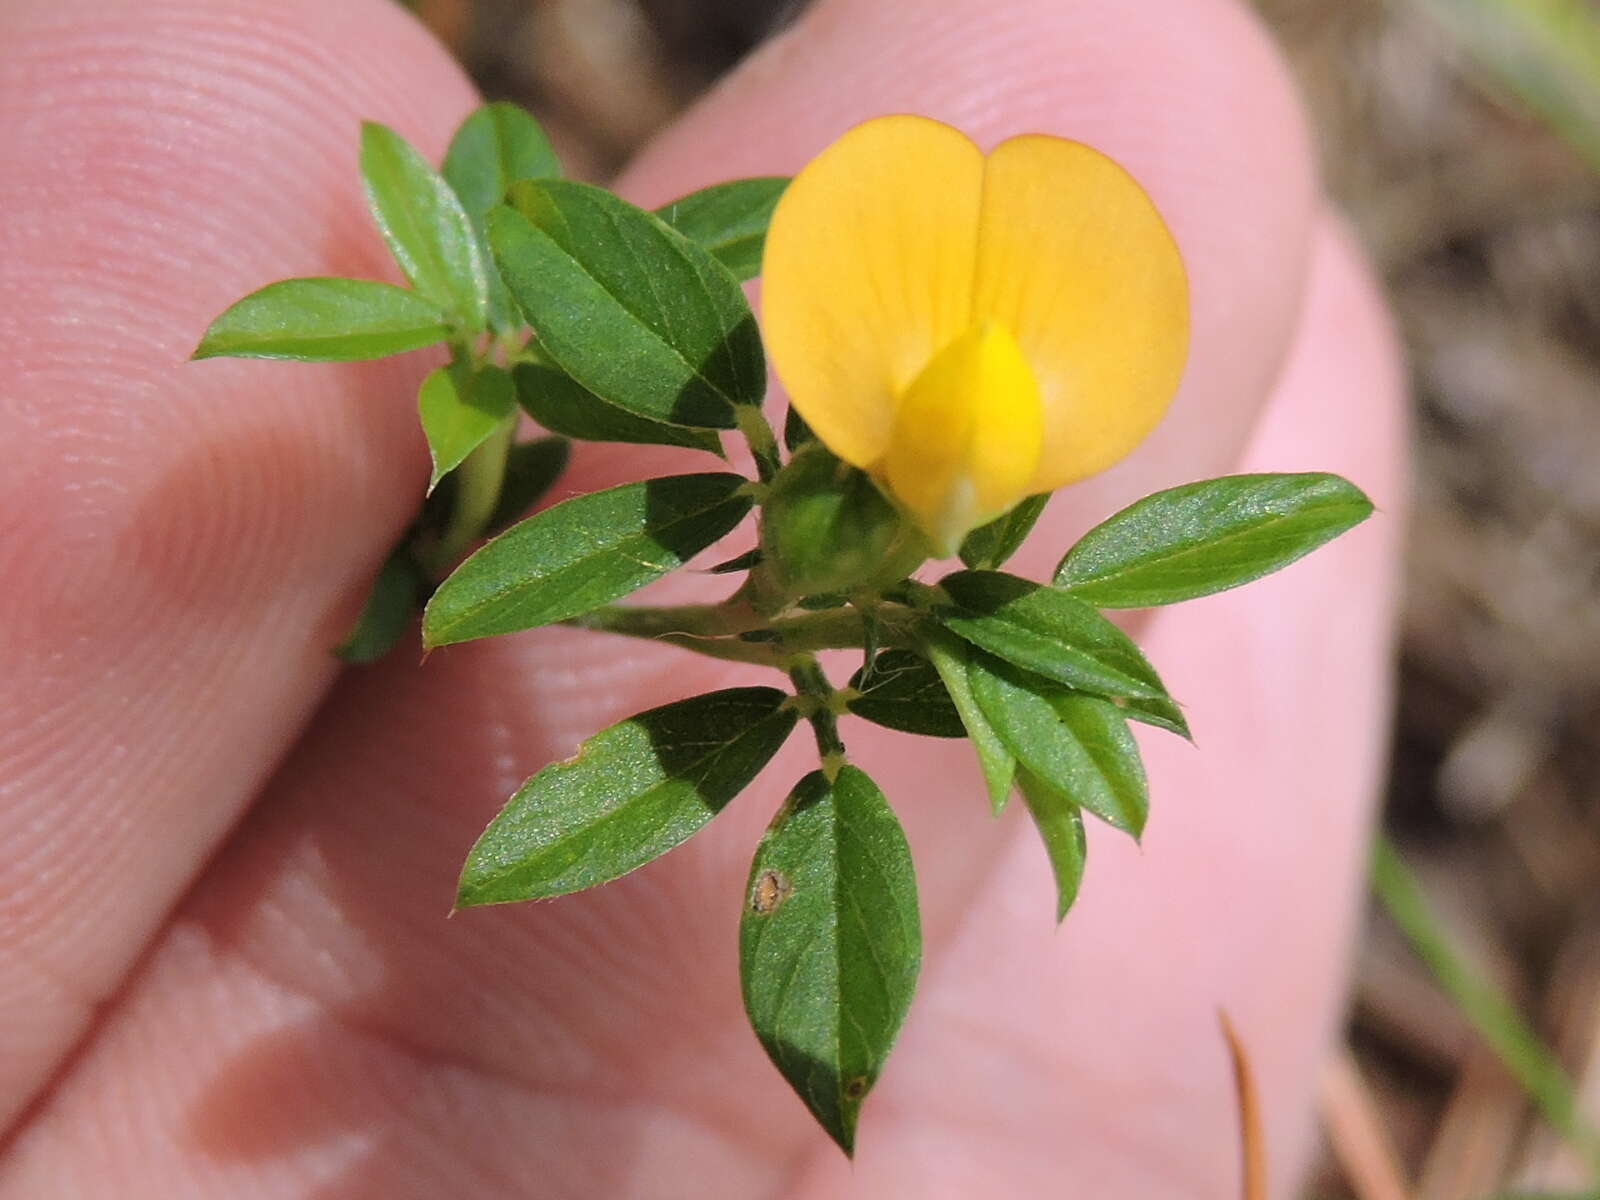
[
  {"left": 972, "top": 135, "right": 1189, "bottom": 493},
  {"left": 761, "top": 115, "right": 983, "bottom": 469},
  {"left": 882, "top": 322, "right": 1043, "bottom": 554}
]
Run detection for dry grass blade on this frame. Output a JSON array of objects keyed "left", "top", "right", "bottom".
[
  {"left": 1321, "top": 1048, "right": 1415, "bottom": 1200},
  {"left": 1222, "top": 1013, "right": 1268, "bottom": 1200},
  {"left": 1416, "top": 1038, "right": 1527, "bottom": 1199}
]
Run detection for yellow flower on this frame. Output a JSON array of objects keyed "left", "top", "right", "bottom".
[{"left": 760, "top": 115, "right": 1189, "bottom": 554}]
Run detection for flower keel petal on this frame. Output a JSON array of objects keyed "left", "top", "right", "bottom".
[{"left": 883, "top": 322, "right": 1042, "bottom": 554}]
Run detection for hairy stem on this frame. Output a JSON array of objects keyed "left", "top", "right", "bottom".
[
  {"left": 787, "top": 655, "right": 846, "bottom": 773},
  {"left": 568, "top": 600, "right": 918, "bottom": 659}
]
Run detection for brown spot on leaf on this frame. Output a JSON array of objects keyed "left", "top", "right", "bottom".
[
  {"left": 750, "top": 869, "right": 792, "bottom": 915},
  {"left": 844, "top": 1075, "right": 869, "bottom": 1101}
]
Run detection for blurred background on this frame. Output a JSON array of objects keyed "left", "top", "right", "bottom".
[{"left": 410, "top": 0, "right": 1600, "bottom": 1194}]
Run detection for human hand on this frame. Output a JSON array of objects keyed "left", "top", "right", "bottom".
[{"left": 0, "top": 0, "right": 1404, "bottom": 1194}]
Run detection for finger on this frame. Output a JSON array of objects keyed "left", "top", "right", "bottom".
[
  {"left": 0, "top": 0, "right": 477, "bottom": 1125},
  {"left": 1, "top": 0, "right": 1338, "bottom": 1191},
  {"left": 788, "top": 219, "right": 1406, "bottom": 1197}
]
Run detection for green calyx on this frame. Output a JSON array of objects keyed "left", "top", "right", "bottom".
[{"left": 754, "top": 442, "right": 929, "bottom": 604}]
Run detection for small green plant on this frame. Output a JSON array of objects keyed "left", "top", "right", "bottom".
[{"left": 194, "top": 104, "right": 1374, "bottom": 1153}]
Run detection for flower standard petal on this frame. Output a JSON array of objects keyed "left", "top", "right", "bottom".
[
  {"left": 972, "top": 135, "right": 1189, "bottom": 493},
  {"left": 761, "top": 115, "right": 984, "bottom": 470}
]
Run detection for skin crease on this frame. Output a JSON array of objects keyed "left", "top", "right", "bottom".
[{"left": 0, "top": 0, "right": 1405, "bottom": 1196}]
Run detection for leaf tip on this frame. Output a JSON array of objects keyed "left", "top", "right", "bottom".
[
  {"left": 825, "top": 1106, "right": 860, "bottom": 1159},
  {"left": 454, "top": 873, "right": 490, "bottom": 910}
]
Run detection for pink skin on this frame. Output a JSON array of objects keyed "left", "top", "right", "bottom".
[{"left": 0, "top": 0, "right": 1405, "bottom": 1195}]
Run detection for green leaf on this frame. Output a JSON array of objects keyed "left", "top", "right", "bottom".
[
  {"left": 706, "top": 548, "right": 762, "bottom": 575},
  {"left": 360, "top": 121, "right": 487, "bottom": 332},
  {"left": 442, "top": 102, "right": 561, "bottom": 217},
  {"left": 741, "top": 766, "right": 921, "bottom": 1155},
  {"left": 442, "top": 104, "right": 562, "bottom": 334},
  {"left": 423, "top": 472, "right": 753, "bottom": 647},
  {"left": 193, "top": 278, "right": 450, "bottom": 361},
  {"left": 845, "top": 650, "right": 965, "bottom": 738},
  {"left": 1120, "top": 693, "right": 1192, "bottom": 742},
  {"left": 968, "top": 652, "right": 1149, "bottom": 838},
  {"left": 1014, "top": 768, "right": 1088, "bottom": 922},
  {"left": 783, "top": 405, "right": 816, "bottom": 452},
  {"left": 654, "top": 176, "right": 788, "bottom": 282},
  {"left": 490, "top": 180, "right": 765, "bottom": 428},
  {"left": 512, "top": 361, "right": 724, "bottom": 454},
  {"left": 921, "top": 627, "right": 1016, "bottom": 815},
  {"left": 334, "top": 549, "right": 425, "bottom": 664},
  {"left": 959, "top": 494, "right": 1050, "bottom": 570},
  {"left": 936, "top": 570, "right": 1172, "bottom": 703},
  {"left": 458, "top": 688, "right": 798, "bottom": 905},
  {"left": 487, "top": 436, "right": 570, "bottom": 534},
  {"left": 1054, "top": 473, "right": 1373, "bottom": 609},
  {"left": 418, "top": 362, "right": 517, "bottom": 492}
]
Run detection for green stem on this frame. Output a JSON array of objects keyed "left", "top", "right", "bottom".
[
  {"left": 1372, "top": 834, "right": 1600, "bottom": 1180},
  {"left": 736, "top": 404, "right": 784, "bottom": 485},
  {"left": 787, "top": 655, "right": 846, "bottom": 773},
  {"left": 423, "top": 413, "right": 517, "bottom": 576},
  {"left": 653, "top": 633, "right": 784, "bottom": 668},
  {"left": 568, "top": 600, "right": 918, "bottom": 658},
  {"left": 772, "top": 608, "right": 913, "bottom": 653},
  {"left": 569, "top": 597, "right": 765, "bottom": 640}
]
